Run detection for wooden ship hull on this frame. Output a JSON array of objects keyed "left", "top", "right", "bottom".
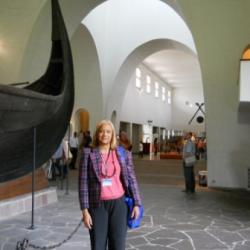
[{"left": 0, "top": 0, "right": 74, "bottom": 183}]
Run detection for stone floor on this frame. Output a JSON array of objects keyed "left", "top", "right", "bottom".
[{"left": 1, "top": 157, "right": 250, "bottom": 250}]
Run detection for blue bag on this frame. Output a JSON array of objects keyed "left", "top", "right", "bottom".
[
  {"left": 125, "top": 196, "right": 144, "bottom": 229},
  {"left": 118, "top": 146, "right": 144, "bottom": 229}
]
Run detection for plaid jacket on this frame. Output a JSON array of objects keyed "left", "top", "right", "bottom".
[{"left": 78, "top": 146, "right": 142, "bottom": 210}]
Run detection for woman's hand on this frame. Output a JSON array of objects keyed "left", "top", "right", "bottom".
[
  {"left": 82, "top": 209, "right": 92, "bottom": 229},
  {"left": 131, "top": 206, "right": 140, "bottom": 219}
]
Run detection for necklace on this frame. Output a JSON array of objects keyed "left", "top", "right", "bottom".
[{"left": 99, "top": 149, "right": 116, "bottom": 178}]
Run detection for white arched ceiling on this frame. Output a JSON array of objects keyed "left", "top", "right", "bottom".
[
  {"left": 82, "top": 0, "right": 199, "bottom": 112},
  {"left": 105, "top": 39, "right": 200, "bottom": 128},
  {"left": 143, "top": 49, "right": 202, "bottom": 89}
]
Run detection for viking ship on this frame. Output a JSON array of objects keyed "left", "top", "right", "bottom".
[{"left": 0, "top": 0, "right": 74, "bottom": 183}]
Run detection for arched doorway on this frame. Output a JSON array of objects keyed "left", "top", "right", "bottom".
[{"left": 74, "top": 108, "right": 90, "bottom": 133}]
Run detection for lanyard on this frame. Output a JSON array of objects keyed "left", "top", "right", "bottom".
[{"left": 100, "top": 149, "right": 116, "bottom": 178}]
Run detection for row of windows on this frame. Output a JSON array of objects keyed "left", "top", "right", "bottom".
[{"left": 135, "top": 67, "right": 171, "bottom": 104}]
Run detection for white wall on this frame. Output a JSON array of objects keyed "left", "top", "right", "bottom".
[
  {"left": 121, "top": 64, "right": 172, "bottom": 128},
  {"left": 172, "top": 87, "right": 205, "bottom": 133},
  {"left": 71, "top": 25, "right": 103, "bottom": 133},
  {"left": 19, "top": 1, "right": 51, "bottom": 84},
  {"left": 0, "top": 0, "right": 47, "bottom": 84},
  {"left": 178, "top": 0, "right": 250, "bottom": 189}
]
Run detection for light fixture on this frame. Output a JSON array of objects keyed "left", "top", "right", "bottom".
[
  {"left": 185, "top": 101, "right": 194, "bottom": 108},
  {"left": 147, "top": 120, "right": 153, "bottom": 126}
]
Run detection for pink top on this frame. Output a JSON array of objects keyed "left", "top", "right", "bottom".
[{"left": 100, "top": 150, "right": 125, "bottom": 200}]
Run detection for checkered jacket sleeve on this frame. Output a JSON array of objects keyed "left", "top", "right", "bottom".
[
  {"left": 119, "top": 148, "right": 142, "bottom": 207},
  {"left": 127, "top": 151, "right": 142, "bottom": 206},
  {"left": 78, "top": 148, "right": 91, "bottom": 210}
]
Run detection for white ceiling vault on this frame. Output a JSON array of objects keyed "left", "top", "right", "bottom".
[
  {"left": 143, "top": 0, "right": 203, "bottom": 90},
  {"left": 82, "top": 0, "right": 204, "bottom": 94},
  {"left": 143, "top": 49, "right": 203, "bottom": 89}
]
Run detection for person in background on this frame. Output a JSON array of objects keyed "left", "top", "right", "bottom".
[
  {"left": 119, "top": 131, "right": 132, "bottom": 151},
  {"left": 78, "top": 130, "right": 84, "bottom": 147},
  {"left": 84, "top": 130, "right": 92, "bottom": 148},
  {"left": 69, "top": 131, "right": 79, "bottom": 169},
  {"left": 182, "top": 132, "right": 196, "bottom": 194},
  {"left": 197, "top": 138, "right": 205, "bottom": 159},
  {"left": 153, "top": 138, "right": 158, "bottom": 156},
  {"left": 51, "top": 141, "right": 65, "bottom": 180},
  {"left": 139, "top": 140, "right": 143, "bottom": 158},
  {"left": 79, "top": 120, "right": 142, "bottom": 250},
  {"left": 76, "top": 130, "right": 93, "bottom": 170}
]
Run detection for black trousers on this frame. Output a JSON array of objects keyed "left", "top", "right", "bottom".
[
  {"left": 183, "top": 162, "right": 195, "bottom": 193},
  {"left": 51, "top": 159, "right": 61, "bottom": 180},
  {"left": 69, "top": 147, "right": 78, "bottom": 168},
  {"left": 89, "top": 196, "right": 128, "bottom": 250}
]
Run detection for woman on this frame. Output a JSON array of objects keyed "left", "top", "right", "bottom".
[{"left": 79, "top": 120, "right": 142, "bottom": 250}]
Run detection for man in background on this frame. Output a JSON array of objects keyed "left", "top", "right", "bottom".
[
  {"left": 69, "top": 132, "right": 78, "bottom": 169},
  {"left": 182, "top": 132, "right": 196, "bottom": 193}
]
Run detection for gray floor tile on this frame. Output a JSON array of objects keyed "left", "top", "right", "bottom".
[{"left": 1, "top": 158, "right": 250, "bottom": 250}]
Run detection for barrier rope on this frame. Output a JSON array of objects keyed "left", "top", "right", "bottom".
[{"left": 16, "top": 219, "right": 83, "bottom": 250}]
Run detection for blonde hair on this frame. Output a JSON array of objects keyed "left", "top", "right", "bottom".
[{"left": 92, "top": 120, "right": 117, "bottom": 149}]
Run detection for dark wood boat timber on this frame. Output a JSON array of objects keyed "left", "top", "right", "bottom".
[{"left": 0, "top": 0, "right": 74, "bottom": 183}]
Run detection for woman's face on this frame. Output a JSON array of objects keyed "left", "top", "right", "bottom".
[{"left": 98, "top": 124, "right": 113, "bottom": 146}]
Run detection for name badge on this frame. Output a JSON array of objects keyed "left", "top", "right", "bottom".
[{"left": 102, "top": 178, "right": 112, "bottom": 187}]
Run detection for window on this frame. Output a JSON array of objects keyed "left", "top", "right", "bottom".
[
  {"left": 167, "top": 90, "right": 171, "bottom": 104},
  {"left": 162, "top": 129, "right": 166, "bottom": 140},
  {"left": 136, "top": 67, "right": 141, "bottom": 78},
  {"left": 146, "top": 75, "right": 151, "bottom": 93},
  {"left": 155, "top": 81, "right": 159, "bottom": 98},
  {"left": 136, "top": 78, "right": 141, "bottom": 88},
  {"left": 135, "top": 68, "right": 141, "bottom": 89},
  {"left": 162, "top": 87, "right": 166, "bottom": 101}
]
